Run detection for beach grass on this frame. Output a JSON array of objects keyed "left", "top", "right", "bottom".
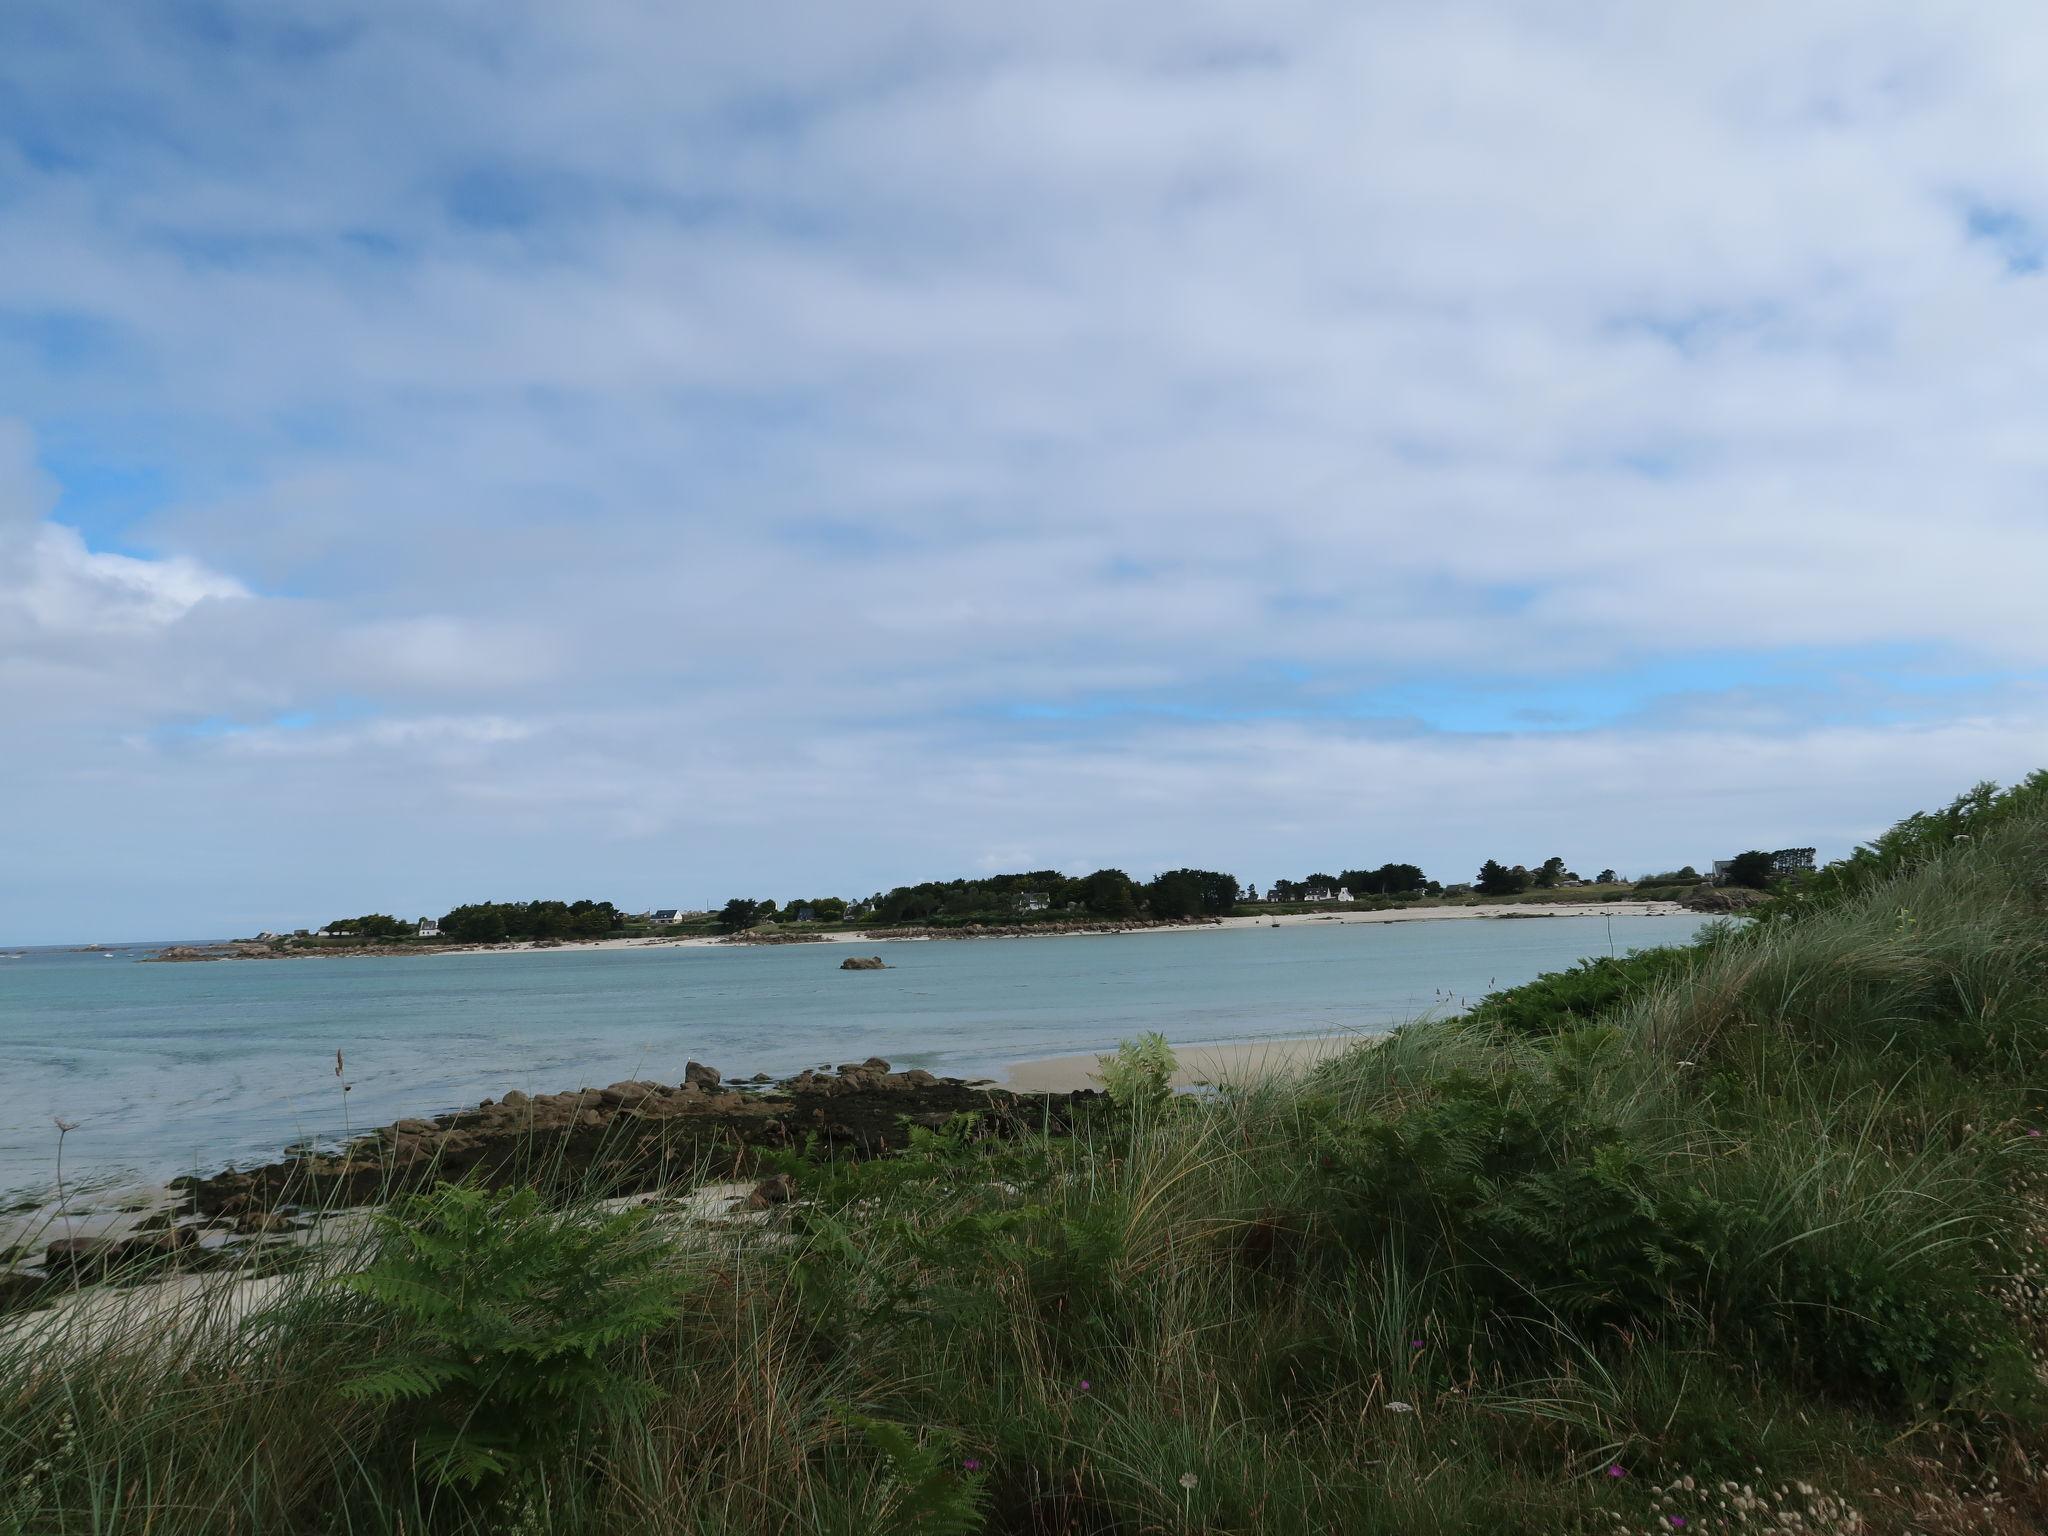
[{"left": 7, "top": 776, "right": 2048, "bottom": 1533}]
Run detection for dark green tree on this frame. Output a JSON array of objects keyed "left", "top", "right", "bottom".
[
  {"left": 718, "top": 898, "right": 765, "bottom": 931},
  {"left": 1144, "top": 870, "right": 1204, "bottom": 919},
  {"left": 1078, "top": 868, "right": 1139, "bottom": 918},
  {"left": 1476, "top": 860, "right": 1530, "bottom": 896},
  {"left": 1723, "top": 850, "right": 1777, "bottom": 890}
]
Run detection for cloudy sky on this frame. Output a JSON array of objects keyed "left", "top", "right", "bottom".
[{"left": 3, "top": 1, "right": 2045, "bottom": 943}]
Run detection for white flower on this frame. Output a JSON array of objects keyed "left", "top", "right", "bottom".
[{"left": 1387, "top": 1400, "right": 1414, "bottom": 1413}]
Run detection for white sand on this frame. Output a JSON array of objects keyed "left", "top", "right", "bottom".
[{"left": 1005, "top": 1034, "right": 1372, "bottom": 1093}]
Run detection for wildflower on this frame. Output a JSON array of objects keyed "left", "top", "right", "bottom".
[
  {"left": 2030, "top": 1129, "right": 2042, "bottom": 1138},
  {"left": 1668, "top": 1520, "right": 1686, "bottom": 1530},
  {"left": 1077, "top": 1379, "right": 1092, "bottom": 1393},
  {"left": 1608, "top": 1465, "right": 1628, "bottom": 1479},
  {"left": 1387, "top": 1401, "right": 1414, "bottom": 1413},
  {"left": 962, "top": 1459, "right": 982, "bottom": 1473},
  {"left": 1179, "top": 1473, "right": 1199, "bottom": 1490},
  {"left": 1411, "top": 1339, "right": 1425, "bottom": 1349}
]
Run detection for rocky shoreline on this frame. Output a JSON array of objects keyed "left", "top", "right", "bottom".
[{"left": 2, "top": 1058, "right": 1098, "bottom": 1309}]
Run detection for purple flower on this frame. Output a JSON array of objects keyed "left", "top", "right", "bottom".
[
  {"left": 1607, "top": 1465, "right": 1627, "bottom": 1479},
  {"left": 1668, "top": 1519, "right": 1686, "bottom": 1529},
  {"left": 2030, "top": 1129, "right": 2042, "bottom": 1138},
  {"left": 962, "top": 1459, "right": 982, "bottom": 1473},
  {"left": 1078, "top": 1379, "right": 1092, "bottom": 1393},
  {"left": 1410, "top": 1339, "right": 1425, "bottom": 1349}
]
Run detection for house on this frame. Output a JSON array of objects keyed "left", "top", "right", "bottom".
[
  {"left": 1300, "top": 886, "right": 1339, "bottom": 903},
  {"left": 649, "top": 909, "right": 682, "bottom": 924},
  {"left": 417, "top": 917, "right": 441, "bottom": 938},
  {"left": 1015, "top": 891, "right": 1051, "bottom": 913},
  {"left": 792, "top": 904, "right": 816, "bottom": 922}
]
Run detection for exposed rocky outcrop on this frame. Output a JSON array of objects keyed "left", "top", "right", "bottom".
[
  {"left": 840, "top": 955, "right": 889, "bottom": 970},
  {"left": 166, "top": 1062, "right": 1094, "bottom": 1221},
  {"left": 1681, "top": 884, "right": 1771, "bottom": 914}
]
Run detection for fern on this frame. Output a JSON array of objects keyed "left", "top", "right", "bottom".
[
  {"left": 341, "top": 1182, "right": 685, "bottom": 1494},
  {"left": 1100, "top": 1032, "right": 1176, "bottom": 1112},
  {"left": 839, "top": 1409, "right": 988, "bottom": 1536}
]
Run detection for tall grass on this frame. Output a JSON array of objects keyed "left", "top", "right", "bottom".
[{"left": 8, "top": 779, "right": 2048, "bottom": 1532}]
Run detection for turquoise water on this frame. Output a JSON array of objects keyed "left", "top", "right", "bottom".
[{"left": 0, "top": 915, "right": 1704, "bottom": 1197}]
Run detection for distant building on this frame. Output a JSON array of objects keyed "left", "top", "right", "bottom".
[
  {"left": 792, "top": 904, "right": 816, "bottom": 922},
  {"left": 649, "top": 908, "right": 682, "bottom": 924},
  {"left": 417, "top": 917, "right": 441, "bottom": 938},
  {"left": 1300, "top": 886, "right": 1339, "bottom": 903},
  {"left": 1016, "top": 891, "right": 1051, "bottom": 912}
]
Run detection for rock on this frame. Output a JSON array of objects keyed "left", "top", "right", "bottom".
[
  {"left": 683, "top": 1060, "right": 722, "bottom": 1090},
  {"left": 745, "top": 1172, "right": 796, "bottom": 1209},
  {"left": 861, "top": 1056, "right": 891, "bottom": 1072},
  {"left": 899, "top": 1069, "right": 939, "bottom": 1088},
  {"left": 119, "top": 1227, "right": 197, "bottom": 1261},
  {"left": 597, "top": 1080, "right": 666, "bottom": 1108},
  {"left": 236, "top": 1211, "right": 290, "bottom": 1235},
  {"left": 500, "top": 1090, "right": 531, "bottom": 1109},
  {"left": 839, "top": 955, "right": 888, "bottom": 970},
  {"left": 44, "top": 1237, "right": 114, "bottom": 1272}
]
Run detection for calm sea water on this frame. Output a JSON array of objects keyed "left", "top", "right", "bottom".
[{"left": 0, "top": 915, "right": 1704, "bottom": 1198}]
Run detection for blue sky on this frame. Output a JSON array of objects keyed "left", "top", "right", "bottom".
[{"left": 3, "top": 1, "right": 2047, "bottom": 943}]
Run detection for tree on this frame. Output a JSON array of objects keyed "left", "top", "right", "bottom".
[
  {"left": 1532, "top": 855, "right": 1568, "bottom": 889},
  {"left": 1476, "top": 860, "right": 1530, "bottom": 896},
  {"left": 1597, "top": 868, "right": 1617, "bottom": 884},
  {"left": 327, "top": 913, "right": 411, "bottom": 939},
  {"left": 1723, "top": 850, "right": 1777, "bottom": 890},
  {"left": 1144, "top": 870, "right": 1204, "bottom": 920},
  {"left": 1078, "top": 868, "right": 1139, "bottom": 919},
  {"left": 1341, "top": 863, "right": 1428, "bottom": 898},
  {"left": 718, "top": 898, "right": 764, "bottom": 931}
]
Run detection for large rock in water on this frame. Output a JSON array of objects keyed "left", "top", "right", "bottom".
[{"left": 840, "top": 955, "right": 888, "bottom": 970}]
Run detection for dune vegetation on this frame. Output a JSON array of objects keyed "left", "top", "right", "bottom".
[{"left": 6, "top": 775, "right": 2048, "bottom": 1534}]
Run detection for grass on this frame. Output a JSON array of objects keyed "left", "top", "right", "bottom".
[{"left": 8, "top": 777, "right": 2048, "bottom": 1532}]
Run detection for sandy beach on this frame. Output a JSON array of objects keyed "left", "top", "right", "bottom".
[{"left": 1005, "top": 1033, "right": 1370, "bottom": 1093}]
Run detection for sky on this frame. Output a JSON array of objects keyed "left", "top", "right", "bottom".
[{"left": 2, "top": 1, "right": 2047, "bottom": 943}]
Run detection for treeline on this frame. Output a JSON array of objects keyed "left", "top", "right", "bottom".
[
  {"left": 719, "top": 867, "right": 1242, "bottom": 931},
  {"left": 324, "top": 914, "right": 414, "bottom": 939},
  {"left": 1260, "top": 863, "right": 1433, "bottom": 901},
  {"left": 1473, "top": 856, "right": 1585, "bottom": 895},
  {"left": 439, "top": 900, "right": 623, "bottom": 943}
]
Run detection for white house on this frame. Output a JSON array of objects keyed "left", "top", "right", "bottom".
[
  {"left": 1016, "top": 891, "right": 1051, "bottom": 912},
  {"left": 1300, "top": 886, "right": 1340, "bottom": 903},
  {"left": 649, "top": 908, "right": 682, "bottom": 924},
  {"left": 417, "top": 917, "right": 441, "bottom": 938}
]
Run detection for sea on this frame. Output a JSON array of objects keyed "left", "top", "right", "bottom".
[{"left": 0, "top": 913, "right": 1707, "bottom": 1201}]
